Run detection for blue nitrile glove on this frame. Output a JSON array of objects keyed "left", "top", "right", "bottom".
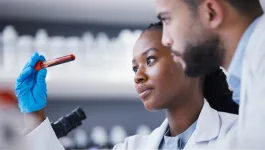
[{"left": 15, "top": 52, "right": 48, "bottom": 113}]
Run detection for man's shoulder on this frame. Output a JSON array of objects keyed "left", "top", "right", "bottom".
[
  {"left": 245, "top": 15, "right": 265, "bottom": 73},
  {"left": 248, "top": 15, "right": 265, "bottom": 56}
]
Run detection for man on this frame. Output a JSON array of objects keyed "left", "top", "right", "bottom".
[{"left": 156, "top": 0, "right": 264, "bottom": 148}]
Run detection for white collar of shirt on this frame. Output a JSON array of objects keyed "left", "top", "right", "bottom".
[
  {"left": 163, "top": 120, "right": 197, "bottom": 144},
  {"left": 144, "top": 100, "right": 220, "bottom": 149},
  {"left": 227, "top": 16, "right": 261, "bottom": 104}
]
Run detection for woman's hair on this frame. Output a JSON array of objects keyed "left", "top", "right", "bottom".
[
  {"left": 144, "top": 21, "right": 163, "bottom": 32},
  {"left": 202, "top": 68, "right": 238, "bottom": 114},
  {"left": 143, "top": 21, "right": 239, "bottom": 114}
]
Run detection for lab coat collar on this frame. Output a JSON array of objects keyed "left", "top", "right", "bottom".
[
  {"left": 193, "top": 100, "right": 220, "bottom": 143},
  {"left": 145, "top": 100, "right": 220, "bottom": 149}
]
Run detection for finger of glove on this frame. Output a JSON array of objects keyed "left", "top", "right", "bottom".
[
  {"left": 22, "top": 52, "right": 39, "bottom": 70},
  {"left": 17, "top": 67, "right": 35, "bottom": 83},
  {"left": 39, "top": 55, "right": 46, "bottom": 61},
  {"left": 36, "top": 68, "right": 47, "bottom": 89},
  {"left": 29, "top": 52, "right": 45, "bottom": 68},
  {"left": 33, "top": 86, "right": 47, "bottom": 104}
]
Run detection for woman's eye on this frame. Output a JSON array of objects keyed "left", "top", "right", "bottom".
[
  {"left": 147, "top": 56, "right": 156, "bottom": 65},
  {"left": 133, "top": 66, "right": 138, "bottom": 73}
]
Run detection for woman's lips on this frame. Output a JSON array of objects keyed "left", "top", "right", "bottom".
[{"left": 139, "top": 89, "right": 153, "bottom": 99}]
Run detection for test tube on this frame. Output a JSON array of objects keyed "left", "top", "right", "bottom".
[{"left": 34, "top": 54, "right": 75, "bottom": 71}]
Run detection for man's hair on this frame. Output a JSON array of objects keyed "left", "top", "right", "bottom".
[{"left": 185, "top": 0, "right": 263, "bottom": 17}]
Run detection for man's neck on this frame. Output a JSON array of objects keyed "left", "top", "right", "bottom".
[{"left": 221, "top": 17, "right": 258, "bottom": 69}]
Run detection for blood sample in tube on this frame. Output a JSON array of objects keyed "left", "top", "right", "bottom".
[{"left": 34, "top": 54, "right": 76, "bottom": 71}]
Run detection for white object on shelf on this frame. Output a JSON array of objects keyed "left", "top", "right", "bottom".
[
  {"left": 95, "top": 32, "right": 109, "bottom": 50},
  {"left": 135, "top": 125, "right": 151, "bottom": 136},
  {"left": 109, "top": 125, "right": 127, "bottom": 145},
  {"left": 82, "top": 31, "right": 94, "bottom": 49},
  {"left": 48, "top": 36, "right": 65, "bottom": 57},
  {"left": 73, "top": 129, "right": 89, "bottom": 148},
  {"left": 2, "top": 26, "right": 17, "bottom": 70},
  {"left": 134, "top": 30, "right": 142, "bottom": 38},
  {"left": 59, "top": 137, "right": 75, "bottom": 149},
  {"left": 17, "top": 35, "right": 34, "bottom": 68},
  {"left": 90, "top": 126, "right": 108, "bottom": 146},
  {"left": 2, "top": 26, "right": 17, "bottom": 44},
  {"left": 118, "top": 29, "right": 132, "bottom": 43},
  {"left": 0, "top": 25, "right": 142, "bottom": 99},
  {"left": 34, "top": 29, "right": 49, "bottom": 54},
  {"left": 82, "top": 31, "right": 94, "bottom": 67},
  {"left": 65, "top": 36, "right": 81, "bottom": 70}
]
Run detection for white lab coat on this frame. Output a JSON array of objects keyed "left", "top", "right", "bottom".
[
  {"left": 232, "top": 13, "right": 265, "bottom": 148},
  {"left": 261, "top": 0, "right": 265, "bottom": 10},
  {"left": 26, "top": 100, "right": 238, "bottom": 150},
  {"left": 217, "top": 11, "right": 265, "bottom": 148}
]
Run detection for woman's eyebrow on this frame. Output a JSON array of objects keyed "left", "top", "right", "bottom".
[
  {"left": 142, "top": 48, "right": 159, "bottom": 56},
  {"left": 132, "top": 48, "right": 159, "bottom": 64}
]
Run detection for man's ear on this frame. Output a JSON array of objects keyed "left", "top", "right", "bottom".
[{"left": 197, "top": 0, "right": 224, "bottom": 29}]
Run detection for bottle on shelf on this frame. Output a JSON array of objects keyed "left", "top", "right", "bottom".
[
  {"left": 135, "top": 125, "right": 151, "bottom": 136},
  {"left": 2, "top": 26, "right": 18, "bottom": 71},
  {"left": 109, "top": 125, "right": 127, "bottom": 146},
  {"left": 17, "top": 35, "right": 34, "bottom": 69},
  {"left": 89, "top": 126, "right": 108, "bottom": 149},
  {"left": 73, "top": 128, "right": 89, "bottom": 149}
]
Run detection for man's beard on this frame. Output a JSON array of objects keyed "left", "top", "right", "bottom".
[{"left": 183, "top": 35, "right": 224, "bottom": 77}]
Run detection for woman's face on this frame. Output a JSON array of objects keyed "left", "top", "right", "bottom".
[{"left": 133, "top": 29, "right": 190, "bottom": 111}]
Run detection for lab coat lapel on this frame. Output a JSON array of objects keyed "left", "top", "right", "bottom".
[
  {"left": 184, "top": 100, "right": 220, "bottom": 149},
  {"left": 144, "top": 119, "right": 168, "bottom": 149},
  {"left": 144, "top": 100, "right": 220, "bottom": 149},
  {"left": 194, "top": 100, "right": 220, "bottom": 142}
]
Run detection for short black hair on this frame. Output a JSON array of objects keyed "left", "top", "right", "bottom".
[{"left": 185, "top": 0, "right": 263, "bottom": 17}]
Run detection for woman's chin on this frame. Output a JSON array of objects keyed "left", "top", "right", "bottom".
[{"left": 143, "top": 100, "right": 161, "bottom": 112}]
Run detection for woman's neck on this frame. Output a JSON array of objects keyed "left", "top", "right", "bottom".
[{"left": 165, "top": 80, "right": 204, "bottom": 137}]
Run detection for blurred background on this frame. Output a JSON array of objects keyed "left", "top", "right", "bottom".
[{"left": 0, "top": 0, "right": 165, "bottom": 150}]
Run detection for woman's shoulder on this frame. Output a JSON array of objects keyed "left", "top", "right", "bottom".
[
  {"left": 217, "top": 111, "right": 238, "bottom": 134},
  {"left": 113, "top": 120, "right": 168, "bottom": 150},
  {"left": 113, "top": 134, "right": 149, "bottom": 150},
  {"left": 218, "top": 111, "right": 238, "bottom": 120}
]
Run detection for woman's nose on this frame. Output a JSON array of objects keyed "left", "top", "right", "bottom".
[{"left": 134, "top": 67, "right": 147, "bottom": 84}]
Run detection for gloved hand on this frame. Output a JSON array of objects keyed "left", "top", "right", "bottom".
[{"left": 15, "top": 52, "right": 47, "bottom": 113}]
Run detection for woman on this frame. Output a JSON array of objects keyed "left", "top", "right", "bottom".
[{"left": 16, "top": 22, "right": 238, "bottom": 150}]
